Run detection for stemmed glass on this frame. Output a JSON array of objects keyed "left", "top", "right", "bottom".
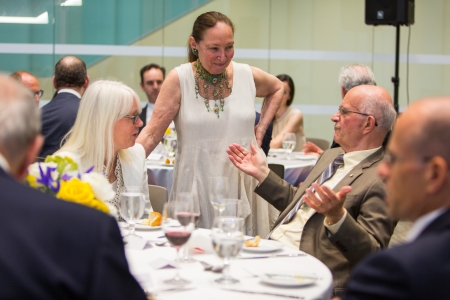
[
  {"left": 282, "top": 133, "right": 297, "bottom": 160},
  {"left": 180, "top": 193, "right": 201, "bottom": 263},
  {"left": 118, "top": 187, "right": 145, "bottom": 237},
  {"left": 163, "top": 131, "right": 178, "bottom": 163},
  {"left": 211, "top": 217, "right": 245, "bottom": 284},
  {"left": 162, "top": 195, "right": 195, "bottom": 285},
  {"left": 221, "top": 199, "right": 243, "bottom": 218},
  {"left": 209, "top": 177, "right": 230, "bottom": 216}
]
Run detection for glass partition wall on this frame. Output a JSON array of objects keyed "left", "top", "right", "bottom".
[{"left": 1, "top": 0, "right": 450, "bottom": 140}]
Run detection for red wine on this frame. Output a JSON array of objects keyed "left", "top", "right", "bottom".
[
  {"left": 165, "top": 231, "right": 191, "bottom": 248},
  {"left": 177, "top": 212, "right": 200, "bottom": 227},
  {"left": 177, "top": 212, "right": 192, "bottom": 226}
]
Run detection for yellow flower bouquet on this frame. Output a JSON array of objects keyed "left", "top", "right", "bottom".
[{"left": 26, "top": 156, "right": 116, "bottom": 216}]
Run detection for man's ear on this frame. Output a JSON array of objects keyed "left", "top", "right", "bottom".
[
  {"left": 52, "top": 76, "right": 57, "bottom": 89},
  {"left": 84, "top": 75, "right": 90, "bottom": 89},
  {"left": 16, "top": 135, "right": 44, "bottom": 180},
  {"left": 425, "top": 156, "right": 448, "bottom": 195}
]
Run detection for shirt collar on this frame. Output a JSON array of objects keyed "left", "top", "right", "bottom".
[
  {"left": 343, "top": 146, "right": 381, "bottom": 169},
  {"left": 0, "top": 153, "right": 11, "bottom": 173},
  {"left": 406, "top": 208, "right": 447, "bottom": 242},
  {"left": 58, "top": 89, "right": 81, "bottom": 99}
]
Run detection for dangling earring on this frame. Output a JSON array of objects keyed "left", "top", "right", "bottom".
[{"left": 192, "top": 48, "right": 198, "bottom": 56}]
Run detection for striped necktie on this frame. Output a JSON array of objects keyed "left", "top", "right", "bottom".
[{"left": 279, "top": 153, "right": 345, "bottom": 225}]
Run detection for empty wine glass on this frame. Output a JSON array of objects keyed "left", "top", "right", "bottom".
[
  {"left": 162, "top": 196, "right": 194, "bottom": 285},
  {"left": 118, "top": 187, "right": 145, "bottom": 237},
  {"left": 221, "top": 199, "right": 243, "bottom": 218},
  {"left": 209, "top": 177, "right": 230, "bottom": 216},
  {"left": 282, "top": 133, "right": 297, "bottom": 160},
  {"left": 211, "top": 217, "right": 245, "bottom": 284}
]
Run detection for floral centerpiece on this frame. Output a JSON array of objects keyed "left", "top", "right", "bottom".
[{"left": 26, "top": 156, "right": 116, "bottom": 216}]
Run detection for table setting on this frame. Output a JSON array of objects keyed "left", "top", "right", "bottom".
[{"left": 118, "top": 191, "right": 333, "bottom": 300}]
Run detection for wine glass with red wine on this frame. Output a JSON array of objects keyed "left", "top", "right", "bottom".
[{"left": 162, "top": 195, "right": 194, "bottom": 285}]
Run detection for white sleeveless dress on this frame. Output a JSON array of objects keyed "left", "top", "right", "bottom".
[{"left": 171, "top": 61, "right": 278, "bottom": 236}]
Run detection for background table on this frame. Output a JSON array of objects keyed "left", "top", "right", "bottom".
[
  {"left": 124, "top": 227, "right": 333, "bottom": 300},
  {"left": 146, "top": 152, "right": 317, "bottom": 194}
]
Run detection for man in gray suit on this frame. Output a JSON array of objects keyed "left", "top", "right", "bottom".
[{"left": 227, "top": 85, "right": 397, "bottom": 296}]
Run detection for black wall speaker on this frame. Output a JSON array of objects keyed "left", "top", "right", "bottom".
[{"left": 365, "top": 0, "right": 414, "bottom": 26}]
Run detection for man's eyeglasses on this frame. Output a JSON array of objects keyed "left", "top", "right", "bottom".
[
  {"left": 35, "top": 90, "right": 44, "bottom": 98},
  {"left": 123, "top": 114, "right": 140, "bottom": 124},
  {"left": 384, "top": 151, "right": 432, "bottom": 166},
  {"left": 338, "top": 106, "right": 378, "bottom": 126}
]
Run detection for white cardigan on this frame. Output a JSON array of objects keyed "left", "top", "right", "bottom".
[{"left": 56, "top": 143, "right": 151, "bottom": 212}]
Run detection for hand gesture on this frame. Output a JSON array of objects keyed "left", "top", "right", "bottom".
[
  {"left": 303, "top": 141, "right": 323, "bottom": 156},
  {"left": 302, "top": 183, "right": 352, "bottom": 225},
  {"left": 226, "top": 141, "right": 270, "bottom": 183}
]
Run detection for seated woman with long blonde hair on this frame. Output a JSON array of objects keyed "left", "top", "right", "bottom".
[{"left": 56, "top": 80, "right": 151, "bottom": 219}]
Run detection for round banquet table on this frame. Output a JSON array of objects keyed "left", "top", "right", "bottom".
[
  {"left": 123, "top": 226, "right": 333, "bottom": 300},
  {"left": 146, "top": 151, "right": 317, "bottom": 195}
]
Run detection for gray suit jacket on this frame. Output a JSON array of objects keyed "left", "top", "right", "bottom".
[{"left": 255, "top": 147, "right": 394, "bottom": 295}]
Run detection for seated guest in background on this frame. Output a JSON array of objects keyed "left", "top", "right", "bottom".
[
  {"left": 270, "top": 74, "right": 305, "bottom": 152},
  {"left": 340, "top": 97, "right": 450, "bottom": 300},
  {"left": 9, "top": 70, "right": 43, "bottom": 105},
  {"left": 0, "top": 75, "right": 146, "bottom": 300},
  {"left": 139, "top": 63, "right": 165, "bottom": 133},
  {"left": 255, "top": 111, "right": 272, "bottom": 156},
  {"left": 40, "top": 55, "right": 89, "bottom": 157},
  {"left": 303, "top": 64, "right": 377, "bottom": 156},
  {"left": 56, "top": 80, "right": 151, "bottom": 219},
  {"left": 227, "top": 85, "right": 397, "bottom": 296}
]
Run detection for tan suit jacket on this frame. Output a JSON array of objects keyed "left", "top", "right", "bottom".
[{"left": 255, "top": 147, "right": 394, "bottom": 295}]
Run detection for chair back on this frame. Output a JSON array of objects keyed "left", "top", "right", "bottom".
[
  {"left": 268, "top": 163, "right": 285, "bottom": 179},
  {"left": 148, "top": 184, "right": 168, "bottom": 214},
  {"left": 306, "top": 137, "right": 330, "bottom": 151}
]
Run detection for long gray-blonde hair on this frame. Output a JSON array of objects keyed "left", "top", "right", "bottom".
[{"left": 58, "top": 80, "right": 141, "bottom": 175}]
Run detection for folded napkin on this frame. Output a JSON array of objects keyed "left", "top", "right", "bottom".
[
  {"left": 123, "top": 235, "right": 153, "bottom": 250},
  {"left": 149, "top": 257, "right": 176, "bottom": 269}
]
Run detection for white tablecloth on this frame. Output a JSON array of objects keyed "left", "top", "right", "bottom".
[
  {"left": 124, "top": 227, "right": 333, "bottom": 300},
  {"left": 146, "top": 152, "right": 317, "bottom": 194}
]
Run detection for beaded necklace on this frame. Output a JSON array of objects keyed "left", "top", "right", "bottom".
[{"left": 194, "top": 59, "right": 231, "bottom": 118}]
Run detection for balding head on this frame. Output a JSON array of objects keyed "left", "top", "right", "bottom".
[
  {"left": 53, "top": 56, "right": 88, "bottom": 93},
  {"left": 338, "top": 64, "right": 376, "bottom": 98},
  {"left": 10, "top": 71, "right": 42, "bottom": 105},
  {"left": 332, "top": 85, "right": 396, "bottom": 152},
  {"left": 378, "top": 97, "right": 450, "bottom": 221},
  {"left": 0, "top": 75, "right": 43, "bottom": 178}
]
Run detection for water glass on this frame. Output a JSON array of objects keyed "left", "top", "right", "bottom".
[
  {"left": 209, "top": 177, "right": 230, "bottom": 216},
  {"left": 282, "top": 133, "right": 297, "bottom": 160},
  {"left": 118, "top": 187, "right": 145, "bottom": 237},
  {"left": 221, "top": 199, "right": 243, "bottom": 218},
  {"left": 211, "top": 217, "right": 245, "bottom": 284}
]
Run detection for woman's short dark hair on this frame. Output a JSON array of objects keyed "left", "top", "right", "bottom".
[
  {"left": 276, "top": 74, "right": 295, "bottom": 106},
  {"left": 188, "top": 11, "right": 235, "bottom": 62}
]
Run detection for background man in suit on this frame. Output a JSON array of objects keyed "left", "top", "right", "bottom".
[
  {"left": 9, "top": 70, "right": 43, "bottom": 105},
  {"left": 139, "top": 63, "right": 165, "bottom": 131},
  {"left": 303, "top": 64, "right": 377, "bottom": 155},
  {"left": 340, "top": 97, "right": 450, "bottom": 300},
  {"left": 227, "top": 85, "right": 397, "bottom": 296},
  {"left": 40, "top": 55, "right": 89, "bottom": 157},
  {"left": 0, "top": 75, "right": 146, "bottom": 299}
]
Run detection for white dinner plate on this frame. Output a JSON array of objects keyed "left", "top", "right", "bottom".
[
  {"left": 294, "top": 155, "right": 318, "bottom": 161},
  {"left": 260, "top": 273, "right": 318, "bottom": 287},
  {"left": 242, "top": 239, "right": 284, "bottom": 253},
  {"left": 161, "top": 163, "right": 174, "bottom": 167},
  {"left": 269, "top": 148, "right": 287, "bottom": 153},
  {"left": 134, "top": 220, "right": 162, "bottom": 230}
]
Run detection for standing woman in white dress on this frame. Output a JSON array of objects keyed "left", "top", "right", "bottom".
[{"left": 137, "top": 11, "right": 283, "bottom": 236}]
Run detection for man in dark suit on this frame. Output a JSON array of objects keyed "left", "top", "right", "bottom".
[
  {"left": 227, "top": 85, "right": 397, "bottom": 296},
  {"left": 340, "top": 97, "right": 450, "bottom": 300},
  {"left": 40, "top": 56, "right": 89, "bottom": 157},
  {"left": 0, "top": 75, "right": 146, "bottom": 299},
  {"left": 139, "top": 63, "right": 165, "bottom": 133}
]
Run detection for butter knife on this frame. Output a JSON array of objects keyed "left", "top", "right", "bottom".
[
  {"left": 222, "top": 287, "right": 304, "bottom": 299},
  {"left": 239, "top": 253, "right": 306, "bottom": 259}
]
